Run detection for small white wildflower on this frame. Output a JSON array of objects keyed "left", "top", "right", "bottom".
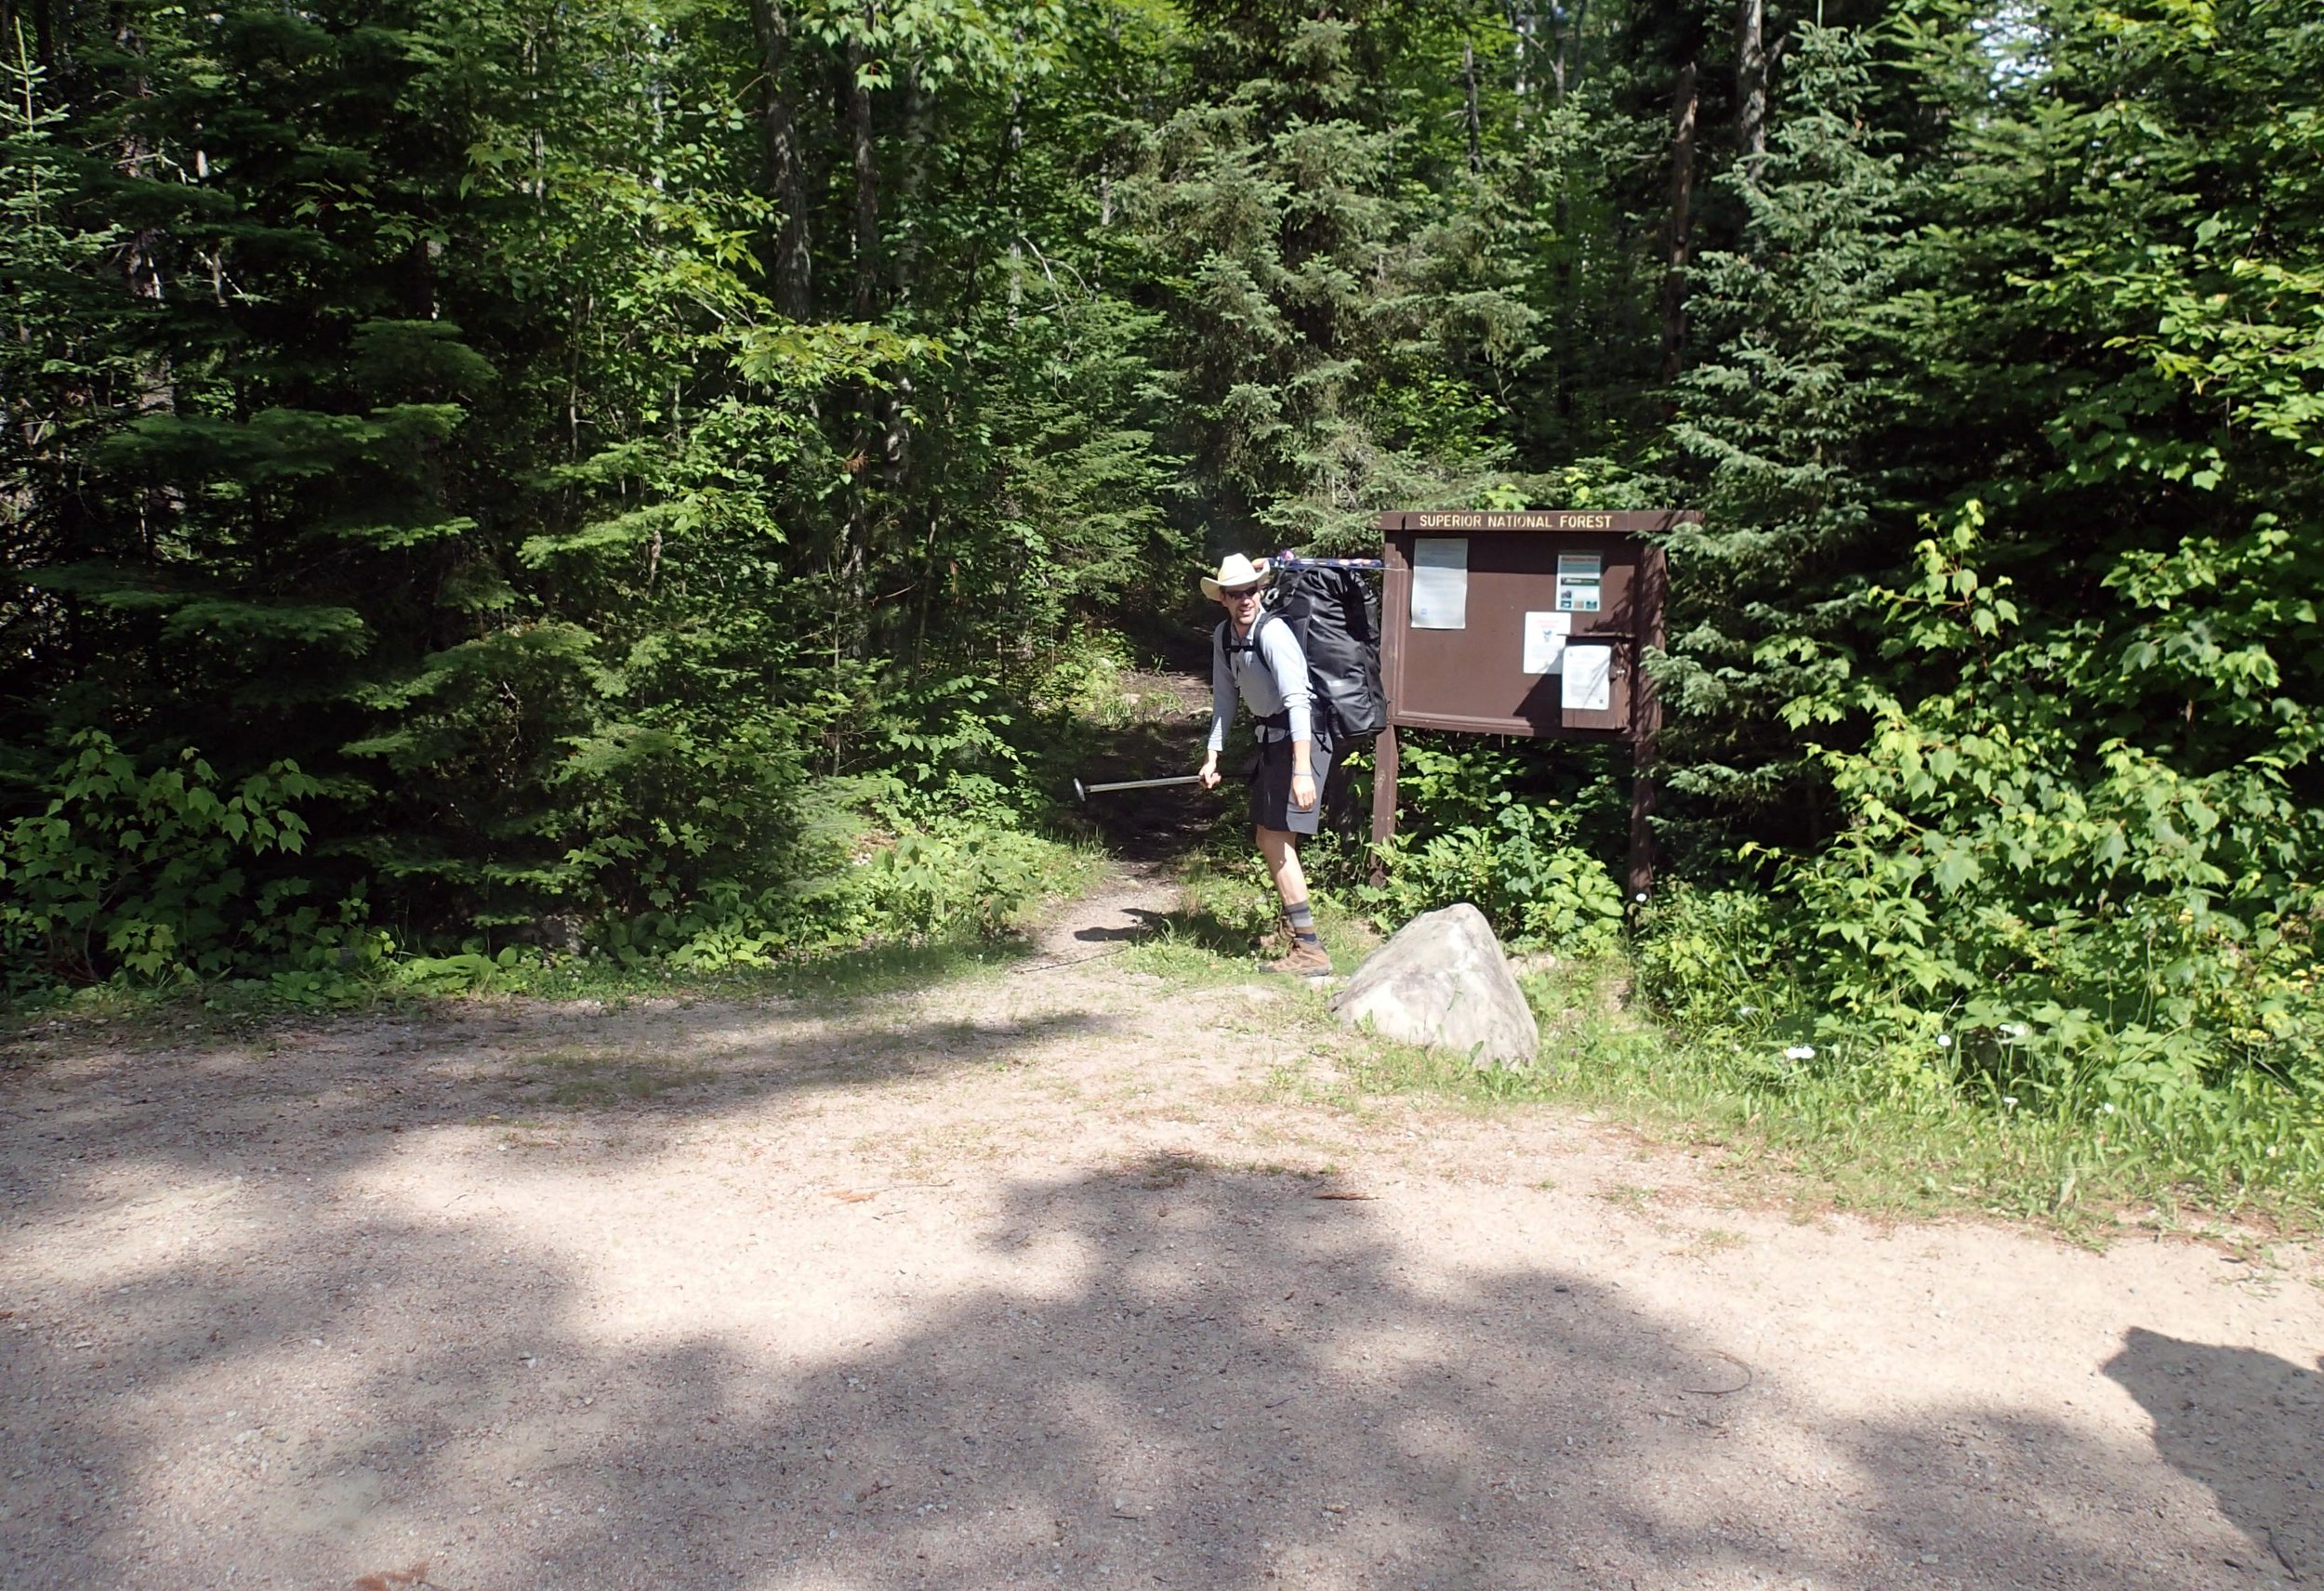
[
  {"left": 1936, "top": 1032, "right": 1953, "bottom": 1048},
  {"left": 1784, "top": 1044, "right": 1816, "bottom": 1061},
  {"left": 2000, "top": 1022, "right": 2029, "bottom": 1043},
  {"left": 1633, "top": 891, "right": 1648, "bottom": 903},
  {"left": 1737, "top": 1005, "right": 1759, "bottom": 1017},
  {"left": 2101, "top": 1102, "right": 2117, "bottom": 1115},
  {"left": 2001, "top": 1095, "right": 2019, "bottom": 1108}
]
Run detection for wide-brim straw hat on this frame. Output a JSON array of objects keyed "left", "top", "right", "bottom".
[{"left": 1201, "top": 552, "right": 1274, "bottom": 601}]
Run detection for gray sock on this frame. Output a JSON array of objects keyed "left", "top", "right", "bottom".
[{"left": 1286, "top": 901, "right": 1318, "bottom": 944}]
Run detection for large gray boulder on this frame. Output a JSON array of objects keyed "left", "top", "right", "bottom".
[{"left": 1330, "top": 902, "right": 1540, "bottom": 1066}]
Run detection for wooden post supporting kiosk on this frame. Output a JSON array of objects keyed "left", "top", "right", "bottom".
[{"left": 1367, "top": 509, "right": 1693, "bottom": 903}]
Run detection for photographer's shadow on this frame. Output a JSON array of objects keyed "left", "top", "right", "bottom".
[{"left": 2105, "top": 1326, "right": 2324, "bottom": 1580}]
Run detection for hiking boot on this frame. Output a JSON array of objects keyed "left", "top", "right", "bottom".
[{"left": 1264, "top": 939, "right": 1331, "bottom": 977}]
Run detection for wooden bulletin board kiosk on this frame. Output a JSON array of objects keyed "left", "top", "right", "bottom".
[{"left": 1370, "top": 509, "right": 1698, "bottom": 900}]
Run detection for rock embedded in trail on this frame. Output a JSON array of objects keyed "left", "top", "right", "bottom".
[{"left": 1329, "top": 902, "right": 1539, "bottom": 1066}]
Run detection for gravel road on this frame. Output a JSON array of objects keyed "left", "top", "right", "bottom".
[{"left": 4, "top": 874, "right": 2318, "bottom": 1591}]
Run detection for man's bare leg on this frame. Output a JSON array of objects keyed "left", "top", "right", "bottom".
[
  {"left": 1255, "top": 825, "right": 1309, "bottom": 908},
  {"left": 1255, "top": 826, "right": 1328, "bottom": 971}
]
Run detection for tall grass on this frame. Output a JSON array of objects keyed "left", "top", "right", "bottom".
[{"left": 1315, "top": 955, "right": 2323, "bottom": 1238}]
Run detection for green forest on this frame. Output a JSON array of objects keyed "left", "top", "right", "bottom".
[{"left": 4, "top": 0, "right": 2319, "bottom": 1198}]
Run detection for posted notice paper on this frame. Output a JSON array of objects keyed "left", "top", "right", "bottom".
[
  {"left": 1561, "top": 643, "right": 1613, "bottom": 711},
  {"left": 1410, "top": 538, "right": 1469, "bottom": 629},
  {"left": 1556, "top": 552, "right": 1603, "bottom": 612},
  {"left": 1521, "top": 611, "right": 1572, "bottom": 674}
]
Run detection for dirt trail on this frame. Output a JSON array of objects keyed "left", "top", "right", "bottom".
[
  {"left": 3, "top": 869, "right": 2320, "bottom": 1591},
  {"left": 1028, "top": 861, "right": 1182, "bottom": 967}
]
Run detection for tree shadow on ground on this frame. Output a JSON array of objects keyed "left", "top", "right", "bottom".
[
  {"left": 2105, "top": 1326, "right": 2323, "bottom": 1581},
  {"left": 2, "top": 1124, "right": 2265, "bottom": 1591},
  {"left": 0, "top": 932, "right": 1053, "bottom": 1068},
  {"left": 0, "top": 1005, "right": 1120, "bottom": 1223}
]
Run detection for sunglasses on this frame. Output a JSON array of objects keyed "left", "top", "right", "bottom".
[{"left": 1220, "top": 585, "right": 1262, "bottom": 600}]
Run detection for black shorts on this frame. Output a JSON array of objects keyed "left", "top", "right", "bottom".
[{"left": 1248, "top": 732, "right": 1337, "bottom": 835}]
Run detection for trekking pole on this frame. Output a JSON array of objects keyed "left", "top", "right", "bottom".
[{"left": 1074, "top": 774, "right": 1206, "bottom": 803}]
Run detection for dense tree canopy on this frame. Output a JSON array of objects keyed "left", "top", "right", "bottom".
[{"left": 4, "top": 0, "right": 2319, "bottom": 1145}]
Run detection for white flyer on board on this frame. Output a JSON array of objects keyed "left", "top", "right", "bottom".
[
  {"left": 1410, "top": 538, "right": 1469, "bottom": 629},
  {"left": 1521, "top": 611, "right": 1572, "bottom": 674},
  {"left": 1561, "top": 643, "right": 1612, "bottom": 711}
]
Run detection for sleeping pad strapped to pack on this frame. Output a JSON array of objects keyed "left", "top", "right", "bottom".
[{"left": 1267, "top": 563, "right": 1386, "bottom": 742}]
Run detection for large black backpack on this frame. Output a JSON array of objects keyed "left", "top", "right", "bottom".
[{"left": 1263, "top": 563, "right": 1387, "bottom": 742}]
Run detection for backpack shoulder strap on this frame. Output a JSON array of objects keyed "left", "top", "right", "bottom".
[{"left": 1222, "top": 611, "right": 1276, "bottom": 658}]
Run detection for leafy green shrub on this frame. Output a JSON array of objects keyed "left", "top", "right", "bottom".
[
  {"left": 866, "top": 673, "right": 1036, "bottom": 822},
  {"left": 1632, "top": 883, "right": 1793, "bottom": 1031},
  {"left": 1364, "top": 802, "right": 1625, "bottom": 955},
  {"left": 1752, "top": 514, "right": 2324, "bottom": 1111},
  {"left": 1629, "top": 507, "right": 2324, "bottom": 1202},
  {"left": 1332, "top": 727, "right": 1631, "bottom": 956},
  {"left": 863, "top": 823, "right": 1082, "bottom": 940},
  {"left": 0, "top": 663, "right": 1090, "bottom": 1001},
  {"left": 1390, "top": 738, "right": 1533, "bottom": 832},
  {"left": 0, "top": 733, "right": 329, "bottom": 985},
  {"left": 591, "top": 769, "right": 1089, "bottom": 973},
  {"left": 1028, "top": 636, "right": 1141, "bottom": 728}
]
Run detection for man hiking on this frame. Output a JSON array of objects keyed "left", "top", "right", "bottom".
[{"left": 1197, "top": 553, "right": 1333, "bottom": 976}]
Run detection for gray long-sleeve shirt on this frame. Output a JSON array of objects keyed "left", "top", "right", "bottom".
[{"left": 1208, "top": 615, "right": 1313, "bottom": 753}]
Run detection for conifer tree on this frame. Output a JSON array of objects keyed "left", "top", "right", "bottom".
[
  {"left": 1124, "top": 1, "right": 1538, "bottom": 551},
  {"left": 1659, "top": 22, "right": 1906, "bottom": 857}
]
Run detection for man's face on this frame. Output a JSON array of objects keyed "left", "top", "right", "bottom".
[{"left": 1219, "top": 585, "right": 1262, "bottom": 625}]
